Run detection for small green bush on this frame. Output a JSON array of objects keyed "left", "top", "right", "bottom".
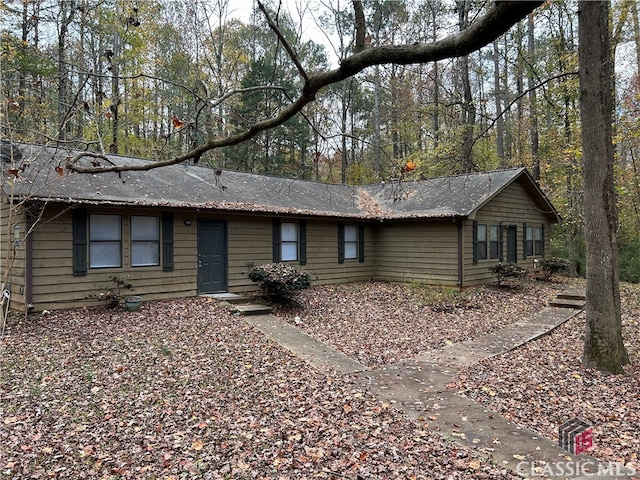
[
  {"left": 249, "top": 263, "right": 312, "bottom": 300},
  {"left": 541, "top": 257, "right": 570, "bottom": 281},
  {"left": 489, "top": 262, "right": 527, "bottom": 285}
]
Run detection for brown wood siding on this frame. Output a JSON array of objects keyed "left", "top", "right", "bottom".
[
  {"left": 1, "top": 194, "right": 27, "bottom": 310},
  {"left": 226, "top": 217, "right": 375, "bottom": 293},
  {"left": 463, "top": 180, "right": 553, "bottom": 286},
  {"left": 30, "top": 206, "right": 196, "bottom": 311},
  {"left": 372, "top": 221, "right": 459, "bottom": 285}
]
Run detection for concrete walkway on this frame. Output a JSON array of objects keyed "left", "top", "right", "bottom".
[{"left": 239, "top": 289, "right": 636, "bottom": 479}]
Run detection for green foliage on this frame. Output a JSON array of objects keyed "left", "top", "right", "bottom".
[
  {"left": 489, "top": 262, "right": 527, "bottom": 286},
  {"left": 249, "top": 263, "right": 312, "bottom": 301},
  {"left": 619, "top": 238, "right": 640, "bottom": 284},
  {"left": 540, "top": 257, "right": 570, "bottom": 281}
]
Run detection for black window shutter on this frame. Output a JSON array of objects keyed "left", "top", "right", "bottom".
[
  {"left": 472, "top": 220, "right": 478, "bottom": 264},
  {"left": 337, "top": 222, "right": 345, "bottom": 264},
  {"left": 358, "top": 224, "right": 365, "bottom": 263},
  {"left": 299, "top": 220, "right": 307, "bottom": 265},
  {"left": 541, "top": 224, "right": 545, "bottom": 255},
  {"left": 72, "top": 208, "right": 87, "bottom": 276},
  {"left": 162, "top": 212, "right": 174, "bottom": 272},
  {"left": 498, "top": 222, "right": 504, "bottom": 262},
  {"left": 523, "top": 222, "right": 528, "bottom": 259},
  {"left": 272, "top": 218, "right": 281, "bottom": 262}
]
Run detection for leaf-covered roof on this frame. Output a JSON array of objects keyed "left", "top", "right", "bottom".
[{"left": 2, "top": 144, "right": 559, "bottom": 222}]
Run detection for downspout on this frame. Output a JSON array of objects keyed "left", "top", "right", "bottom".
[{"left": 456, "top": 218, "right": 463, "bottom": 287}]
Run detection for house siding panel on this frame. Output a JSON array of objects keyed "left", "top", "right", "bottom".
[
  {"left": 372, "top": 221, "right": 459, "bottom": 285},
  {"left": 29, "top": 207, "right": 196, "bottom": 311},
  {"left": 463, "top": 180, "right": 552, "bottom": 286},
  {"left": 1, "top": 193, "right": 27, "bottom": 310}
]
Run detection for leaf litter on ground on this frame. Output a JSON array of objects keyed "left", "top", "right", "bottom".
[
  {"left": 3, "top": 278, "right": 638, "bottom": 478},
  {"left": 2, "top": 296, "right": 517, "bottom": 479}
]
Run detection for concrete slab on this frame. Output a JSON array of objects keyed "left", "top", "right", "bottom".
[
  {"left": 244, "top": 314, "right": 367, "bottom": 375},
  {"left": 201, "top": 292, "right": 253, "bottom": 304},
  {"left": 231, "top": 304, "right": 273, "bottom": 315}
]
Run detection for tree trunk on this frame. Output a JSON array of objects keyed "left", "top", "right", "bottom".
[
  {"left": 579, "top": 0, "right": 629, "bottom": 373},
  {"left": 527, "top": 13, "right": 540, "bottom": 181},
  {"left": 493, "top": 40, "right": 505, "bottom": 166},
  {"left": 458, "top": 0, "right": 475, "bottom": 172}
]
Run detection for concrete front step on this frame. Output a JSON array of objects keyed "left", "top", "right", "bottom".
[
  {"left": 230, "top": 304, "right": 273, "bottom": 316},
  {"left": 201, "top": 292, "right": 253, "bottom": 304},
  {"left": 548, "top": 297, "right": 586, "bottom": 309}
]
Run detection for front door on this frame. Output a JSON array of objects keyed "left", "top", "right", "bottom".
[
  {"left": 197, "top": 220, "right": 227, "bottom": 293},
  {"left": 506, "top": 225, "right": 517, "bottom": 263}
]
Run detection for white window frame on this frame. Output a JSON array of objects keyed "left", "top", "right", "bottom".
[
  {"left": 476, "top": 224, "right": 487, "bottom": 261},
  {"left": 131, "top": 216, "right": 160, "bottom": 267},
  {"left": 89, "top": 214, "right": 122, "bottom": 268},
  {"left": 344, "top": 225, "right": 358, "bottom": 259},
  {"left": 281, "top": 222, "right": 298, "bottom": 262}
]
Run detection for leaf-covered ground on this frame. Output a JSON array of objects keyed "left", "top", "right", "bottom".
[
  {"left": 452, "top": 282, "right": 640, "bottom": 473},
  {"left": 3, "top": 279, "right": 638, "bottom": 478},
  {"left": 271, "top": 280, "right": 561, "bottom": 368},
  {"left": 271, "top": 279, "right": 639, "bottom": 472},
  {"left": 2, "top": 297, "right": 517, "bottom": 479}
]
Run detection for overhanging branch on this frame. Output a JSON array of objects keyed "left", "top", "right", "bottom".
[{"left": 67, "top": 1, "right": 544, "bottom": 174}]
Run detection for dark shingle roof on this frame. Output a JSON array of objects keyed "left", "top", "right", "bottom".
[{"left": 2, "top": 144, "right": 559, "bottom": 222}]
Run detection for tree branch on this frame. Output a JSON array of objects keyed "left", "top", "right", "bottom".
[
  {"left": 67, "top": 1, "right": 544, "bottom": 174},
  {"left": 256, "top": 0, "right": 308, "bottom": 82}
]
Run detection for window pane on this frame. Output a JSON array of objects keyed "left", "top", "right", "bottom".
[
  {"left": 489, "top": 225, "right": 498, "bottom": 242},
  {"left": 90, "top": 215, "right": 121, "bottom": 240},
  {"left": 534, "top": 226, "right": 542, "bottom": 241},
  {"left": 132, "top": 242, "right": 160, "bottom": 266},
  {"left": 345, "top": 242, "right": 357, "bottom": 259},
  {"left": 526, "top": 226, "right": 533, "bottom": 240},
  {"left": 477, "top": 241, "right": 487, "bottom": 260},
  {"left": 131, "top": 216, "right": 159, "bottom": 241},
  {"left": 477, "top": 224, "right": 487, "bottom": 241},
  {"left": 345, "top": 225, "right": 357, "bottom": 242},
  {"left": 281, "top": 223, "right": 297, "bottom": 241},
  {"left": 90, "top": 242, "right": 121, "bottom": 268},
  {"left": 281, "top": 242, "right": 298, "bottom": 261}
]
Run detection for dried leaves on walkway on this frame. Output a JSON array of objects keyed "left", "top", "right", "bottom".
[
  {"left": 272, "top": 281, "right": 560, "bottom": 367},
  {"left": 2, "top": 297, "right": 516, "bottom": 479}
]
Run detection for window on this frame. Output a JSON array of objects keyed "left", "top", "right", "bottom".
[
  {"left": 489, "top": 225, "right": 500, "bottom": 259},
  {"left": 281, "top": 222, "right": 298, "bottom": 261},
  {"left": 534, "top": 226, "right": 543, "bottom": 255},
  {"left": 476, "top": 224, "right": 487, "bottom": 261},
  {"left": 131, "top": 216, "right": 160, "bottom": 266},
  {"left": 344, "top": 225, "right": 358, "bottom": 259},
  {"left": 338, "top": 223, "right": 365, "bottom": 263},
  {"left": 524, "top": 225, "right": 534, "bottom": 257},
  {"left": 272, "top": 219, "right": 306, "bottom": 265},
  {"left": 90, "top": 214, "right": 122, "bottom": 268}
]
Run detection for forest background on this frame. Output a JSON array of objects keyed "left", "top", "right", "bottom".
[{"left": 3, "top": 0, "right": 640, "bottom": 282}]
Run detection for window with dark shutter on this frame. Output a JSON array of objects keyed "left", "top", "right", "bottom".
[
  {"left": 72, "top": 209, "right": 87, "bottom": 276},
  {"left": 299, "top": 220, "right": 307, "bottom": 265},
  {"left": 162, "top": 212, "right": 174, "bottom": 272},
  {"left": 272, "top": 218, "right": 281, "bottom": 262},
  {"left": 337, "top": 223, "right": 345, "bottom": 264}
]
